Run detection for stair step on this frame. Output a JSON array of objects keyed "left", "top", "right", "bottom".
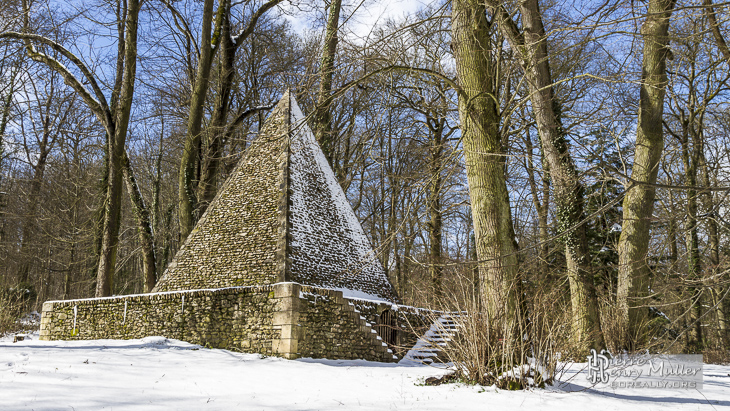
[
  {"left": 410, "top": 356, "right": 437, "bottom": 362},
  {"left": 398, "top": 314, "right": 462, "bottom": 365}
]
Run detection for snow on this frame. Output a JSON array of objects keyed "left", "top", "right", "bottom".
[
  {"left": 332, "top": 287, "right": 386, "bottom": 302},
  {"left": 287, "top": 94, "right": 394, "bottom": 302},
  {"left": 44, "top": 284, "right": 276, "bottom": 304},
  {"left": 401, "top": 315, "right": 457, "bottom": 365},
  {"left": 1, "top": 333, "right": 727, "bottom": 410},
  {"left": 289, "top": 98, "right": 371, "bottom": 259},
  {"left": 17, "top": 312, "right": 40, "bottom": 328}
]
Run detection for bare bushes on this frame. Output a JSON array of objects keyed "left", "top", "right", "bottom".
[
  {"left": 0, "top": 286, "right": 26, "bottom": 336},
  {"left": 420, "top": 265, "right": 574, "bottom": 389},
  {"left": 0, "top": 276, "right": 42, "bottom": 337}
]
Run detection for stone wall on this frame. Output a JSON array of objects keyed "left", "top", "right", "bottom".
[
  {"left": 348, "top": 299, "right": 431, "bottom": 359},
  {"left": 296, "top": 285, "right": 395, "bottom": 362},
  {"left": 39, "top": 283, "right": 412, "bottom": 362},
  {"left": 40, "top": 286, "right": 281, "bottom": 354}
]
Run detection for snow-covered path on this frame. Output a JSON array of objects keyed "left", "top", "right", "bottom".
[{"left": 0, "top": 335, "right": 727, "bottom": 410}]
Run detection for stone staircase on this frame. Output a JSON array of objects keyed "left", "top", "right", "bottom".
[
  {"left": 399, "top": 314, "right": 460, "bottom": 365},
  {"left": 345, "top": 300, "right": 399, "bottom": 362}
]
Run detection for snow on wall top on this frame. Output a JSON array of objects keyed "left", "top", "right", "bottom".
[{"left": 152, "top": 91, "right": 398, "bottom": 302}]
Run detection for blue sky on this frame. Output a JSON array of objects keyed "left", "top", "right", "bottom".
[{"left": 281, "top": 0, "right": 429, "bottom": 39}]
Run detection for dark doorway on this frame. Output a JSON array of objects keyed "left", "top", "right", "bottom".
[{"left": 376, "top": 309, "right": 397, "bottom": 347}]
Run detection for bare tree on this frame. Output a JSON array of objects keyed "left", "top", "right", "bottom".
[
  {"left": 175, "top": 0, "right": 285, "bottom": 240},
  {"left": 616, "top": 0, "right": 676, "bottom": 348},
  {"left": 486, "top": 0, "right": 602, "bottom": 351},
  {"left": 451, "top": 0, "right": 522, "bottom": 337},
  {"left": 311, "top": 0, "right": 342, "bottom": 166}
]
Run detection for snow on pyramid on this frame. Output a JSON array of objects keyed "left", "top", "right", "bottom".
[{"left": 153, "top": 91, "right": 398, "bottom": 302}]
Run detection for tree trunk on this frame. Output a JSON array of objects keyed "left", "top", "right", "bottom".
[
  {"left": 178, "top": 0, "right": 223, "bottom": 240},
  {"left": 681, "top": 133, "right": 703, "bottom": 350},
  {"left": 122, "top": 151, "right": 157, "bottom": 292},
  {"left": 0, "top": 58, "right": 20, "bottom": 177},
  {"left": 700, "top": 156, "right": 727, "bottom": 345},
  {"left": 427, "top": 119, "right": 444, "bottom": 300},
  {"left": 95, "top": 0, "right": 141, "bottom": 297},
  {"left": 523, "top": 127, "right": 549, "bottom": 270},
  {"left": 616, "top": 0, "right": 676, "bottom": 348},
  {"left": 17, "top": 161, "right": 46, "bottom": 284},
  {"left": 198, "top": 4, "right": 236, "bottom": 215},
  {"left": 312, "top": 0, "right": 342, "bottom": 166},
  {"left": 699, "top": 157, "right": 719, "bottom": 267},
  {"left": 178, "top": 0, "right": 282, "bottom": 236},
  {"left": 17, "top": 80, "right": 64, "bottom": 287},
  {"left": 486, "top": 0, "right": 602, "bottom": 351},
  {"left": 527, "top": 0, "right": 601, "bottom": 351},
  {"left": 452, "top": 0, "right": 521, "bottom": 331},
  {"left": 403, "top": 222, "right": 413, "bottom": 302},
  {"left": 152, "top": 119, "right": 167, "bottom": 279},
  {"left": 387, "top": 176, "right": 399, "bottom": 292}
]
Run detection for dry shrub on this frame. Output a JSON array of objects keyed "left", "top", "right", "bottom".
[
  {"left": 703, "top": 347, "right": 730, "bottom": 365},
  {"left": 0, "top": 288, "right": 25, "bottom": 336},
  {"left": 418, "top": 267, "right": 574, "bottom": 389},
  {"left": 598, "top": 300, "right": 626, "bottom": 354}
]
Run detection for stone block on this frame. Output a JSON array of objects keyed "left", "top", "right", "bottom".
[
  {"left": 278, "top": 324, "right": 302, "bottom": 340},
  {"left": 274, "top": 282, "right": 300, "bottom": 299},
  {"left": 273, "top": 311, "right": 298, "bottom": 325},
  {"left": 277, "top": 296, "right": 300, "bottom": 311},
  {"left": 272, "top": 338, "right": 298, "bottom": 358},
  {"left": 42, "top": 302, "right": 55, "bottom": 313}
]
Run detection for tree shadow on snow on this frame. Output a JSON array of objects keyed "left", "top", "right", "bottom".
[{"left": 554, "top": 380, "right": 729, "bottom": 407}]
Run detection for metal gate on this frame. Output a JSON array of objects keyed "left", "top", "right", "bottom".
[{"left": 376, "top": 309, "right": 397, "bottom": 347}]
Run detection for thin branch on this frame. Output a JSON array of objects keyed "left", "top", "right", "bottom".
[
  {"left": 232, "top": 0, "right": 286, "bottom": 47},
  {"left": 0, "top": 31, "right": 113, "bottom": 132},
  {"left": 222, "top": 103, "right": 276, "bottom": 138},
  {"left": 160, "top": 0, "right": 201, "bottom": 59},
  {"left": 704, "top": 0, "right": 730, "bottom": 62}
]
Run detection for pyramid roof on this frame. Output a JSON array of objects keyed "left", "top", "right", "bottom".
[{"left": 152, "top": 91, "right": 398, "bottom": 302}]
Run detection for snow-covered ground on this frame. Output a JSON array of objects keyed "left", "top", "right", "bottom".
[{"left": 1, "top": 333, "right": 727, "bottom": 410}]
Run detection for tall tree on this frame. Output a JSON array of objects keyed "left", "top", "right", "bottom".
[
  {"left": 176, "top": 0, "right": 285, "bottom": 240},
  {"left": 2, "top": 0, "right": 143, "bottom": 296},
  {"left": 177, "top": 0, "right": 222, "bottom": 239},
  {"left": 311, "top": 0, "right": 342, "bottom": 166},
  {"left": 664, "top": 17, "right": 730, "bottom": 349},
  {"left": 174, "top": 0, "right": 283, "bottom": 239},
  {"left": 451, "top": 0, "right": 521, "bottom": 335},
  {"left": 704, "top": 0, "right": 730, "bottom": 350},
  {"left": 616, "top": 0, "right": 676, "bottom": 348},
  {"left": 16, "top": 71, "right": 74, "bottom": 288},
  {"left": 488, "top": 0, "right": 602, "bottom": 351}
]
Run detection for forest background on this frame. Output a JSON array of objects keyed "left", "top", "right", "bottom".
[{"left": 0, "top": 0, "right": 729, "bottom": 367}]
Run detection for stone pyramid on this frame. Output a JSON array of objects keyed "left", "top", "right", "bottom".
[{"left": 153, "top": 91, "right": 398, "bottom": 302}]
